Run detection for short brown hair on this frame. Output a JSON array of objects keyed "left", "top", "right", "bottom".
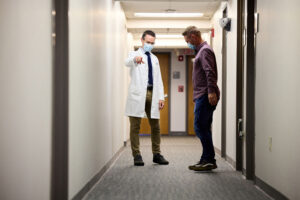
[
  {"left": 182, "top": 26, "right": 201, "bottom": 38},
  {"left": 142, "top": 30, "right": 156, "bottom": 40}
]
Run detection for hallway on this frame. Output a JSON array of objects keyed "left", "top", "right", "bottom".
[
  {"left": 84, "top": 137, "right": 270, "bottom": 200},
  {"left": 1, "top": 0, "right": 300, "bottom": 199}
]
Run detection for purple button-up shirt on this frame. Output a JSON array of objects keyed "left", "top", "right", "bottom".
[{"left": 193, "top": 41, "right": 220, "bottom": 102}]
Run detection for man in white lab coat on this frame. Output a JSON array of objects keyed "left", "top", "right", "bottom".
[{"left": 125, "top": 30, "right": 169, "bottom": 166}]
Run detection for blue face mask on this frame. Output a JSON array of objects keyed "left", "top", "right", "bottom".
[
  {"left": 187, "top": 42, "right": 196, "bottom": 50},
  {"left": 143, "top": 43, "right": 154, "bottom": 52}
]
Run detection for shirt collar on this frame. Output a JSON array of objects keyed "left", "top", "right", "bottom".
[
  {"left": 139, "top": 47, "right": 146, "bottom": 54},
  {"left": 195, "top": 41, "right": 207, "bottom": 51}
]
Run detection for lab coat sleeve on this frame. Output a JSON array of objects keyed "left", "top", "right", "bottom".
[
  {"left": 157, "top": 62, "right": 165, "bottom": 101},
  {"left": 125, "top": 51, "right": 138, "bottom": 67}
]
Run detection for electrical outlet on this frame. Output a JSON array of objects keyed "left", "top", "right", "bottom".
[{"left": 268, "top": 137, "right": 272, "bottom": 152}]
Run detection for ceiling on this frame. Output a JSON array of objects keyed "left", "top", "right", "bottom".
[
  {"left": 118, "top": 0, "right": 223, "bottom": 48},
  {"left": 120, "top": 0, "right": 221, "bottom": 20}
]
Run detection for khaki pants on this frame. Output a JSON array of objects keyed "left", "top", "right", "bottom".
[{"left": 129, "top": 89, "right": 161, "bottom": 157}]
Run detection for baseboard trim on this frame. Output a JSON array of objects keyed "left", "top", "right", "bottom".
[
  {"left": 214, "top": 146, "right": 221, "bottom": 156},
  {"left": 72, "top": 145, "right": 126, "bottom": 200},
  {"left": 214, "top": 146, "right": 236, "bottom": 169},
  {"left": 169, "top": 132, "right": 188, "bottom": 136},
  {"left": 225, "top": 155, "right": 236, "bottom": 169},
  {"left": 242, "top": 168, "right": 246, "bottom": 175},
  {"left": 255, "top": 177, "right": 288, "bottom": 200}
]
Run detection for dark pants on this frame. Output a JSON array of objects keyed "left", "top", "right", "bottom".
[
  {"left": 194, "top": 95, "right": 216, "bottom": 163},
  {"left": 129, "top": 89, "right": 161, "bottom": 157}
]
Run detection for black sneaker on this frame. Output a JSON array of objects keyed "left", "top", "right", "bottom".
[
  {"left": 153, "top": 154, "right": 169, "bottom": 165},
  {"left": 189, "top": 160, "right": 217, "bottom": 171},
  {"left": 188, "top": 161, "right": 202, "bottom": 170},
  {"left": 134, "top": 155, "right": 144, "bottom": 166}
]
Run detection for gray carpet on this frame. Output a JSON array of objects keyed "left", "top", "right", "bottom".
[{"left": 84, "top": 136, "right": 271, "bottom": 200}]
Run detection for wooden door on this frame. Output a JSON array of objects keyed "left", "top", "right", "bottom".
[
  {"left": 139, "top": 53, "right": 169, "bottom": 135},
  {"left": 187, "top": 55, "right": 196, "bottom": 135}
]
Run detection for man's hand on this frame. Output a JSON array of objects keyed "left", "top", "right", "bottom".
[
  {"left": 159, "top": 100, "right": 165, "bottom": 110},
  {"left": 208, "top": 93, "right": 218, "bottom": 106},
  {"left": 135, "top": 56, "right": 144, "bottom": 64}
]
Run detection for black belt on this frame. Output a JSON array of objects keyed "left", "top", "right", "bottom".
[{"left": 147, "top": 86, "right": 153, "bottom": 90}]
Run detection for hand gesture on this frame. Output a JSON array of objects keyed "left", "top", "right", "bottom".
[{"left": 135, "top": 56, "right": 144, "bottom": 64}]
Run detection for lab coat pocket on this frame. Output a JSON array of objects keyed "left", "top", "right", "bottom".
[{"left": 129, "top": 85, "right": 141, "bottom": 101}]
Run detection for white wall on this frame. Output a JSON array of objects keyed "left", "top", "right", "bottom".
[
  {"left": 255, "top": 0, "right": 300, "bottom": 199},
  {"left": 124, "top": 33, "right": 134, "bottom": 141},
  {"left": 211, "top": 1, "right": 238, "bottom": 161},
  {"left": 225, "top": 0, "right": 238, "bottom": 162},
  {"left": 170, "top": 50, "right": 187, "bottom": 132},
  {"left": 0, "top": 1, "right": 52, "bottom": 200},
  {"left": 111, "top": 2, "right": 129, "bottom": 153},
  {"left": 211, "top": 3, "right": 225, "bottom": 151},
  {"left": 68, "top": 0, "right": 129, "bottom": 198}
]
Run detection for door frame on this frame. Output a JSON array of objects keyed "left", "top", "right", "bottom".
[
  {"left": 236, "top": 0, "right": 245, "bottom": 171},
  {"left": 245, "top": 0, "right": 256, "bottom": 180},
  {"left": 51, "top": 0, "right": 69, "bottom": 199},
  {"left": 161, "top": 52, "right": 172, "bottom": 135},
  {"left": 221, "top": 7, "right": 228, "bottom": 158},
  {"left": 236, "top": 0, "right": 256, "bottom": 179},
  {"left": 186, "top": 55, "right": 194, "bottom": 136}
]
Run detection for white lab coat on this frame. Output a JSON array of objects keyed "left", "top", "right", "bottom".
[{"left": 125, "top": 48, "right": 164, "bottom": 119}]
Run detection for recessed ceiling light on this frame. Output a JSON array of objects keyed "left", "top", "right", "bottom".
[
  {"left": 134, "top": 13, "right": 204, "bottom": 18},
  {"left": 156, "top": 34, "right": 183, "bottom": 39}
]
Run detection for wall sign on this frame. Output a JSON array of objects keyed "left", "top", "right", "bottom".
[
  {"left": 178, "top": 55, "right": 184, "bottom": 62},
  {"left": 178, "top": 85, "right": 184, "bottom": 92},
  {"left": 173, "top": 71, "right": 180, "bottom": 79}
]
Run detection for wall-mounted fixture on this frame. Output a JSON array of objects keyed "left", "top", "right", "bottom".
[{"left": 219, "top": 17, "right": 231, "bottom": 31}]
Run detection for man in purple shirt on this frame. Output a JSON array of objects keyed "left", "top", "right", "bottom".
[{"left": 183, "top": 26, "right": 220, "bottom": 171}]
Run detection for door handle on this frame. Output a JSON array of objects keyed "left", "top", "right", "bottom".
[
  {"left": 164, "top": 94, "right": 168, "bottom": 98},
  {"left": 238, "top": 118, "right": 244, "bottom": 138}
]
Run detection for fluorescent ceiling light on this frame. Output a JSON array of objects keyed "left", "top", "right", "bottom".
[
  {"left": 156, "top": 34, "right": 183, "bottom": 39},
  {"left": 134, "top": 13, "right": 203, "bottom": 18}
]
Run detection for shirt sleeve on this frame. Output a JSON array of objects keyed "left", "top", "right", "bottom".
[
  {"left": 125, "top": 51, "right": 138, "bottom": 67},
  {"left": 201, "top": 49, "right": 218, "bottom": 94}
]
